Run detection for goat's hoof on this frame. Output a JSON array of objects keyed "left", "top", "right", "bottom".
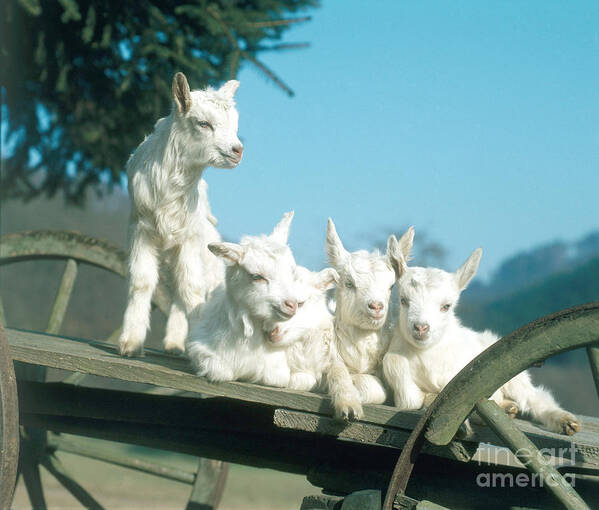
[
  {"left": 118, "top": 336, "right": 144, "bottom": 357},
  {"left": 335, "top": 401, "right": 363, "bottom": 422},
  {"left": 501, "top": 400, "right": 519, "bottom": 419},
  {"left": 164, "top": 343, "right": 185, "bottom": 356},
  {"left": 559, "top": 413, "right": 581, "bottom": 436}
]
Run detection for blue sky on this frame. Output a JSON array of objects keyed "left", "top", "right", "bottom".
[{"left": 197, "top": 2, "right": 597, "bottom": 278}]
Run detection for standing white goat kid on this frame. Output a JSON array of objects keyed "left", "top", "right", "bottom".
[
  {"left": 119, "top": 72, "right": 243, "bottom": 356},
  {"left": 186, "top": 212, "right": 301, "bottom": 387},
  {"left": 383, "top": 248, "right": 581, "bottom": 436},
  {"left": 264, "top": 265, "right": 338, "bottom": 392},
  {"left": 326, "top": 219, "right": 415, "bottom": 420}
]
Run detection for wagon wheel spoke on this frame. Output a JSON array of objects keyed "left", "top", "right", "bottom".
[
  {"left": 20, "top": 459, "right": 47, "bottom": 510},
  {"left": 586, "top": 346, "right": 599, "bottom": 399},
  {"left": 0, "top": 294, "right": 6, "bottom": 327},
  {"left": 46, "top": 259, "right": 78, "bottom": 335},
  {"left": 41, "top": 453, "right": 104, "bottom": 510},
  {"left": 475, "top": 399, "right": 589, "bottom": 510},
  {"left": 186, "top": 458, "right": 229, "bottom": 510}
]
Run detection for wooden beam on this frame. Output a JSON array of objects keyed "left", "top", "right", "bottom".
[{"left": 273, "top": 409, "right": 476, "bottom": 463}]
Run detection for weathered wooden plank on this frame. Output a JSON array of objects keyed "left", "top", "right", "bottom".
[
  {"left": 426, "top": 302, "right": 599, "bottom": 446},
  {"left": 0, "top": 326, "right": 19, "bottom": 510},
  {"left": 46, "top": 258, "right": 78, "bottom": 335},
  {"left": 10, "top": 328, "right": 599, "bottom": 466},
  {"left": 301, "top": 494, "right": 343, "bottom": 510},
  {"left": 341, "top": 489, "right": 381, "bottom": 510},
  {"left": 476, "top": 399, "right": 589, "bottom": 510},
  {"left": 46, "top": 433, "right": 196, "bottom": 485},
  {"left": 6, "top": 327, "right": 421, "bottom": 430},
  {"left": 273, "top": 409, "right": 476, "bottom": 463}
]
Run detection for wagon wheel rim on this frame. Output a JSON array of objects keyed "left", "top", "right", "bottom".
[
  {"left": 383, "top": 301, "right": 599, "bottom": 510},
  {"left": 0, "top": 325, "right": 19, "bottom": 509},
  {"left": 0, "top": 230, "right": 229, "bottom": 509}
]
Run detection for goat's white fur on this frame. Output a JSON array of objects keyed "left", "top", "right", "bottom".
[
  {"left": 186, "top": 212, "right": 303, "bottom": 387},
  {"left": 383, "top": 248, "right": 581, "bottom": 436},
  {"left": 264, "top": 266, "right": 338, "bottom": 392},
  {"left": 119, "top": 72, "right": 243, "bottom": 356},
  {"left": 325, "top": 219, "right": 415, "bottom": 420}
]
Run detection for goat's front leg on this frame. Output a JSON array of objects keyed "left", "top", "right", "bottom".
[
  {"left": 164, "top": 240, "right": 206, "bottom": 353},
  {"left": 327, "top": 359, "right": 363, "bottom": 421},
  {"left": 119, "top": 230, "right": 160, "bottom": 357},
  {"left": 352, "top": 374, "right": 387, "bottom": 404},
  {"left": 289, "top": 372, "right": 318, "bottom": 392},
  {"left": 382, "top": 352, "right": 425, "bottom": 410},
  {"left": 262, "top": 352, "right": 291, "bottom": 388}
]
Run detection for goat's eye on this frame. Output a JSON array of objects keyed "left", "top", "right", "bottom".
[
  {"left": 400, "top": 297, "right": 409, "bottom": 307},
  {"left": 344, "top": 280, "right": 355, "bottom": 289},
  {"left": 197, "top": 120, "right": 213, "bottom": 130},
  {"left": 250, "top": 274, "right": 267, "bottom": 283},
  {"left": 298, "top": 301, "right": 306, "bottom": 308},
  {"left": 441, "top": 304, "right": 451, "bottom": 312}
]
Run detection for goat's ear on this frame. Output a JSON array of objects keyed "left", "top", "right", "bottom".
[
  {"left": 314, "top": 268, "right": 339, "bottom": 291},
  {"left": 270, "top": 211, "right": 294, "bottom": 244},
  {"left": 387, "top": 226, "right": 415, "bottom": 279},
  {"left": 326, "top": 218, "right": 349, "bottom": 268},
  {"left": 455, "top": 248, "right": 482, "bottom": 290},
  {"left": 172, "top": 72, "right": 192, "bottom": 115},
  {"left": 219, "top": 80, "right": 240, "bottom": 98},
  {"left": 208, "top": 242, "right": 245, "bottom": 266}
]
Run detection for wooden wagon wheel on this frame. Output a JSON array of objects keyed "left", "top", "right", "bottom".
[
  {"left": 0, "top": 325, "right": 19, "bottom": 509},
  {"left": 383, "top": 301, "right": 599, "bottom": 510},
  {"left": 0, "top": 230, "right": 228, "bottom": 510}
]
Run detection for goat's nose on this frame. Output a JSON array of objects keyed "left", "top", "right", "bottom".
[
  {"left": 413, "top": 323, "right": 430, "bottom": 337},
  {"left": 368, "top": 301, "right": 384, "bottom": 313},
  {"left": 231, "top": 144, "right": 244, "bottom": 157},
  {"left": 282, "top": 299, "right": 297, "bottom": 316}
]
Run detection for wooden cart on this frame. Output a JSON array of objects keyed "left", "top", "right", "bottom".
[{"left": 1, "top": 231, "right": 599, "bottom": 509}]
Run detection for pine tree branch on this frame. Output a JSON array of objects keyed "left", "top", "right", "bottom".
[
  {"left": 207, "top": 7, "right": 295, "bottom": 96},
  {"left": 245, "top": 16, "right": 311, "bottom": 28}
]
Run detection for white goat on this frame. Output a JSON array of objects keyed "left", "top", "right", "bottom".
[
  {"left": 325, "top": 219, "right": 415, "bottom": 420},
  {"left": 186, "top": 212, "right": 302, "bottom": 387},
  {"left": 383, "top": 248, "right": 581, "bottom": 436},
  {"left": 264, "top": 266, "right": 338, "bottom": 392},
  {"left": 119, "top": 72, "right": 243, "bottom": 356}
]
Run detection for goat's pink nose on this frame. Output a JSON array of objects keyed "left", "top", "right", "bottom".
[
  {"left": 231, "top": 144, "right": 244, "bottom": 157},
  {"left": 368, "top": 301, "right": 384, "bottom": 313},
  {"left": 283, "top": 299, "right": 297, "bottom": 315},
  {"left": 414, "top": 323, "right": 430, "bottom": 337}
]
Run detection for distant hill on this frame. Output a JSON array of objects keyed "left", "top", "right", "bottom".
[
  {"left": 458, "top": 256, "right": 599, "bottom": 366},
  {"left": 467, "top": 230, "right": 599, "bottom": 303}
]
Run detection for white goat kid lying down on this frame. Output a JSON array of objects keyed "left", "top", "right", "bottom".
[
  {"left": 326, "top": 219, "right": 415, "bottom": 420},
  {"left": 186, "top": 212, "right": 301, "bottom": 388},
  {"left": 265, "top": 266, "right": 338, "bottom": 392},
  {"left": 383, "top": 248, "right": 581, "bottom": 436},
  {"left": 119, "top": 72, "right": 243, "bottom": 357}
]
